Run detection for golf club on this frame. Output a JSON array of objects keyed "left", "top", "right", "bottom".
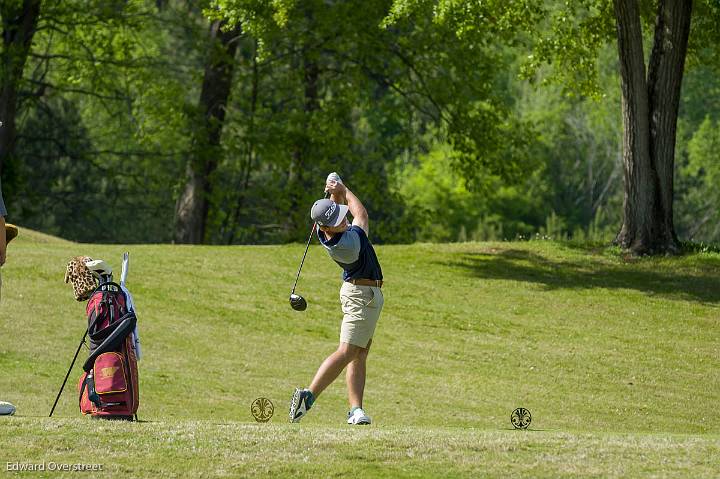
[
  {"left": 49, "top": 329, "right": 88, "bottom": 417},
  {"left": 289, "top": 191, "right": 331, "bottom": 311}
]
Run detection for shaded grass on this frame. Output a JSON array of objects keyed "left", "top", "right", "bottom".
[
  {"left": 447, "top": 245, "right": 720, "bottom": 303},
  {"left": 0, "top": 231, "right": 719, "bottom": 476}
]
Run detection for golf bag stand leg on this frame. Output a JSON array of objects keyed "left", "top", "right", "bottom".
[{"left": 49, "top": 329, "right": 88, "bottom": 417}]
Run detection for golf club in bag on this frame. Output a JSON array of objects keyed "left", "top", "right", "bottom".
[{"left": 289, "top": 191, "right": 331, "bottom": 311}]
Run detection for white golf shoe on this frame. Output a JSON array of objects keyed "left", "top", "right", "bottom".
[
  {"left": 0, "top": 401, "right": 16, "bottom": 416},
  {"left": 347, "top": 407, "right": 371, "bottom": 425}
]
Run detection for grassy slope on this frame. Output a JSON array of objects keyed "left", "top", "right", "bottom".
[{"left": 0, "top": 229, "right": 718, "bottom": 477}]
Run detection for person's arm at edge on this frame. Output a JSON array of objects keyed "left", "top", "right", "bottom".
[{"left": 0, "top": 215, "right": 6, "bottom": 266}]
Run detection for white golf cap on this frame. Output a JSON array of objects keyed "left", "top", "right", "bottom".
[{"left": 310, "top": 199, "right": 349, "bottom": 227}]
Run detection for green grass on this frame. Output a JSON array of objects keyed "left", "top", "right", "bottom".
[{"left": 1, "top": 229, "right": 719, "bottom": 477}]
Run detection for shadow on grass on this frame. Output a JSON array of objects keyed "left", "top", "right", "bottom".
[{"left": 447, "top": 248, "right": 720, "bottom": 304}]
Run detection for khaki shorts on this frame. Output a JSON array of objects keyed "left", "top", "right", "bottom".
[{"left": 340, "top": 282, "right": 384, "bottom": 348}]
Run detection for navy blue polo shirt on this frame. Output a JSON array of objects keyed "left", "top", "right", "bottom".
[{"left": 318, "top": 225, "right": 383, "bottom": 282}]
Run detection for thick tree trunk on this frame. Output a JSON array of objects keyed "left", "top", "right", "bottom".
[
  {"left": 646, "top": 0, "right": 691, "bottom": 251},
  {"left": 614, "top": 0, "right": 655, "bottom": 252},
  {"left": 0, "top": 0, "right": 41, "bottom": 177},
  {"left": 613, "top": 0, "right": 691, "bottom": 255},
  {"left": 174, "top": 20, "right": 240, "bottom": 244}
]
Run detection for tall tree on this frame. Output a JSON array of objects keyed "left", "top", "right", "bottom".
[
  {"left": 388, "top": 0, "right": 718, "bottom": 254},
  {"left": 613, "top": 0, "right": 691, "bottom": 254},
  {"left": 174, "top": 18, "right": 241, "bottom": 244},
  {"left": 0, "top": 0, "right": 41, "bottom": 176}
]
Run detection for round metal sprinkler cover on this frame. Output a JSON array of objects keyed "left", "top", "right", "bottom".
[
  {"left": 511, "top": 407, "right": 532, "bottom": 430},
  {"left": 251, "top": 397, "right": 274, "bottom": 423}
]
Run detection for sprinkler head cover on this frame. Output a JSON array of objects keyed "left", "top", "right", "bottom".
[{"left": 289, "top": 293, "right": 307, "bottom": 311}]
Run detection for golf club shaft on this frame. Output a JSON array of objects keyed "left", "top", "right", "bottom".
[
  {"left": 49, "top": 329, "right": 88, "bottom": 417},
  {"left": 291, "top": 223, "right": 316, "bottom": 295},
  {"left": 290, "top": 191, "right": 330, "bottom": 295},
  {"left": 121, "top": 251, "right": 129, "bottom": 286}
]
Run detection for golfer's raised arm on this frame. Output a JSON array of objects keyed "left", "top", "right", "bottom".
[{"left": 345, "top": 187, "right": 369, "bottom": 234}]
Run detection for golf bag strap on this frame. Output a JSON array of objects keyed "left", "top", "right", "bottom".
[
  {"left": 86, "top": 372, "right": 102, "bottom": 408},
  {"left": 82, "top": 312, "right": 137, "bottom": 372},
  {"left": 87, "top": 285, "right": 128, "bottom": 337},
  {"left": 91, "top": 281, "right": 123, "bottom": 294}
]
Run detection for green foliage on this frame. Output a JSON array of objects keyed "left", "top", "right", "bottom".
[
  {"left": 393, "top": 144, "right": 482, "bottom": 242},
  {"left": 687, "top": 0, "right": 720, "bottom": 70},
  {"left": 686, "top": 117, "right": 720, "bottom": 185},
  {"left": 677, "top": 117, "right": 720, "bottom": 241},
  {"left": 674, "top": 60, "right": 720, "bottom": 244},
  {"left": 520, "top": 0, "right": 615, "bottom": 98},
  {"left": 392, "top": 142, "right": 552, "bottom": 242},
  {"left": 387, "top": 0, "right": 615, "bottom": 98},
  {"left": 4, "top": 1, "right": 205, "bottom": 242},
  {"left": 201, "top": 0, "right": 536, "bottom": 243},
  {"left": 382, "top": 0, "right": 539, "bottom": 186},
  {"left": 1, "top": 0, "right": 719, "bottom": 246}
]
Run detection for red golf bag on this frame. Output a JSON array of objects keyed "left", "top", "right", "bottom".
[{"left": 77, "top": 283, "right": 139, "bottom": 420}]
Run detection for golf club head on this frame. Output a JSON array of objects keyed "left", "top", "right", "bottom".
[{"left": 289, "top": 293, "right": 307, "bottom": 311}]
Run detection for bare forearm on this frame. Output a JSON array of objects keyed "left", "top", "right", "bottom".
[
  {"left": 345, "top": 187, "right": 369, "bottom": 232},
  {"left": 345, "top": 188, "right": 362, "bottom": 216}
]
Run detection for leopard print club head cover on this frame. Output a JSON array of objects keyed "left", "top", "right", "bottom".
[{"left": 64, "top": 256, "right": 98, "bottom": 301}]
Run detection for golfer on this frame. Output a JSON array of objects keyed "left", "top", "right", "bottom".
[{"left": 290, "top": 173, "right": 384, "bottom": 425}]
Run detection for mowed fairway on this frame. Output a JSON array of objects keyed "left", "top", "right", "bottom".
[{"left": 1, "top": 230, "right": 718, "bottom": 477}]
